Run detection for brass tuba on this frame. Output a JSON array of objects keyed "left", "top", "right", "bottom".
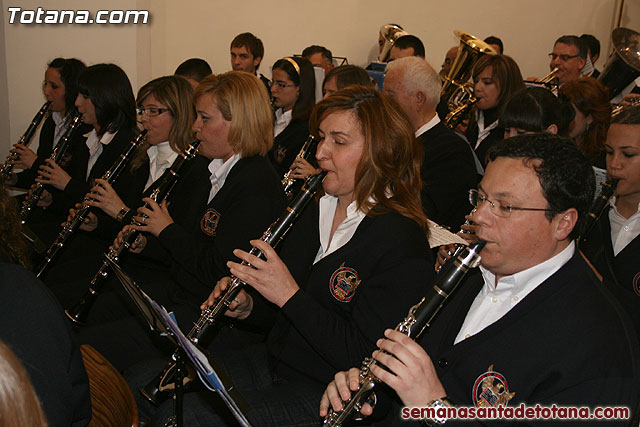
[
  {"left": 377, "top": 24, "right": 409, "bottom": 62},
  {"left": 442, "top": 30, "right": 497, "bottom": 128},
  {"left": 598, "top": 27, "right": 640, "bottom": 100}
]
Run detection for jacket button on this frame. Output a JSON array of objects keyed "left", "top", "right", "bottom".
[{"left": 438, "top": 358, "right": 448, "bottom": 368}]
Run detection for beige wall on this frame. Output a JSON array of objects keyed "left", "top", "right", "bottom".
[{"left": 2, "top": 0, "right": 638, "bottom": 158}]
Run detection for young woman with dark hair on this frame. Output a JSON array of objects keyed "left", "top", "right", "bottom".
[
  {"left": 6, "top": 58, "right": 88, "bottom": 189},
  {"left": 465, "top": 54, "right": 525, "bottom": 166},
  {"left": 268, "top": 56, "right": 316, "bottom": 177}
]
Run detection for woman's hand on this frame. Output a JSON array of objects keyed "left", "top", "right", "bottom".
[
  {"left": 289, "top": 158, "right": 321, "bottom": 180},
  {"left": 36, "top": 159, "right": 71, "bottom": 190},
  {"left": 112, "top": 225, "right": 146, "bottom": 253},
  {"left": 9, "top": 144, "right": 38, "bottom": 170},
  {"left": 227, "top": 239, "right": 299, "bottom": 308},
  {"left": 130, "top": 198, "right": 173, "bottom": 237},
  {"left": 200, "top": 277, "right": 254, "bottom": 320},
  {"left": 319, "top": 368, "right": 374, "bottom": 418},
  {"left": 67, "top": 203, "right": 98, "bottom": 232},
  {"left": 369, "top": 329, "right": 446, "bottom": 407},
  {"left": 85, "top": 178, "right": 126, "bottom": 219}
]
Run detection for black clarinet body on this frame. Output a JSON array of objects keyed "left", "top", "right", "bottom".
[
  {"left": 19, "top": 113, "right": 82, "bottom": 224},
  {"left": 140, "top": 171, "right": 327, "bottom": 406},
  {"left": 1, "top": 101, "right": 51, "bottom": 178},
  {"left": 35, "top": 130, "right": 147, "bottom": 278},
  {"left": 65, "top": 140, "right": 201, "bottom": 325},
  {"left": 323, "top": 240, "right": 486, "bottom": 427},
  {"left": 579, "top": 177, "right": 619, "bottom": 244}
]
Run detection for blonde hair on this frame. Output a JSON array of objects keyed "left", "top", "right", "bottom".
[
  {"left": 310, "top": 85, "right": 429, "bottom": 233},
  {"left": 0, "top": 341, "right": 48, "bottom": 426},
  {"left": 131, "top": 76, "right": 196, "bottom": 170},
  {"left": 194, "top": 71, "right": 273, "bottom": 156}
]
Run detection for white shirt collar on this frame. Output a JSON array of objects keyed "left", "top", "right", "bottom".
[
  {"left": 314, "top": 194, "right": 368, "bottom": 263},
  {"left": 274, "top": 108, "right": 293, "bottom": 138},
  {"left": 415, "top": 114, "right": 440, "bottom": 138},
  {"left": 207, "top": 153, "right": 241, "bottom": 203},
  {"left": 145, "top": 141, "right": 179, "bottom": 190},
  {"left": 474, "top": 110, "right": 500, "bottom": 149},
  {"left": 609, "top": 197, "right": 640, "bottom": 256},
  {"left": 85, "top": 130, "right": 117, "bottom": 179},
  {"left": 455, "top": 242, "right": 575, "bottom": 344}
]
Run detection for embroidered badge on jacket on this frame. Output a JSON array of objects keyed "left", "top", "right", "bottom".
[
  {"left": 274, "top": 145, "right": 287, "bottom": 164},
  {"left": 329, "top": 262, "right": 361, "bottom": 302},
  {"left": 634, "top": 272, "right": 640, "bottom": 296},
  {"left": 201, "top": 208, "right": 221, "bottom": 236},
  {"left": 472, "top": 364, "right": 515, "bottom": 407}
]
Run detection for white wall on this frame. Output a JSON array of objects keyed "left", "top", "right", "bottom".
[{"left": 2, "top": 0, "right": 638, "bottom": 158}]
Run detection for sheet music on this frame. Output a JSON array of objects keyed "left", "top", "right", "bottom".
[
  {"left": 593, "top": 166, "right": 608, "bottom": 201},
  {"left": 427, "top": 220, "right": 469, "bottom": 248},
  {"left": 107, "top": 257, "right": 252, "bottom": 426},
  {"left": 155, "top": 303, "right": 251, "bottom": 427}
]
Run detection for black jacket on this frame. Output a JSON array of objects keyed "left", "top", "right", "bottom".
[
  {"left": 0, "top": 262, "right": 91, "bottom": 427},
  {"left": 419, "top": 122, "right": 477, "bottom": 230},
  {"left": 268, "top": 119, "right": 309, "bottom": 177}
]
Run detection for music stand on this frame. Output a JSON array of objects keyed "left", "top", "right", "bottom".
[{"left": 107, "top": 256, "right": 252, "bottom": 427}]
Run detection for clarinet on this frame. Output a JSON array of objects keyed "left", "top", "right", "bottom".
[
  {"left": 35, "top": 130, "right": 147, "bottom": 278},
  {"left": 1, "top": 101, "right": 51, "bottom": 178},
  {"left": 324, "top": 240, "right": 487, "bottom": 426},
  {"left": 579, "top": 177, "right": 619, "bottom": 244},
  {"left": 65, "top": 140, "right": 201, "bottom": 325},
  {"left": 140, "top": 171, "right": 327, "bottom": 405},
  {"left": 19, "top": 113, "right": 83, "bottom": 224},
  {"left": 281, "top": 135, "right": 318, "bottom": 198}
]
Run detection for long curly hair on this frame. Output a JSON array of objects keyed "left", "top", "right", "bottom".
[
  {"left": 559, "top": 77, "right": 611, "bottom": 163},
  {"left": 309, "top": 85, "right": 429, "bottom": 234}
]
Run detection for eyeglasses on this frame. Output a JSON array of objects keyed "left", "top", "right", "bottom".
[
  {"left": 271, "top": 81, "right": 298, "bottom": 89},
  {"left": 136, "top": 107, "right": 169, "bottom": 117},
  {"left": 468, "top": 189, "right": 553, "bottom": 218},
  {"left": 548, "top": 53, "right": 580, "bottom": 61}
]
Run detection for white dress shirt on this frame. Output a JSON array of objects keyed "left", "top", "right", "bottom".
[
  {"left": 474, "top": 110, "right": 499, "bottom": 150},
  {"left": 85, "top": 130, "right": 117, "bottom": 179},
  {"left": 274, "top": 109, "right": 292, "bottom": 138},
  {"left": 454, "top": 242, "right": 575, "bottom": 344},
  {"left": 51, "top": 111, "right": 70, "bottom": 148},
  {"left": 415, "top": 114, "right": 440, "bottom": 138},
  {"left": 207, "top": 153, "right": 241, "bottom": 203},
  {"left": 609, "top": 198, "right": 640, "bottom": 256},
  {"left": 144, "top": 141, "right": 179, "bottom": 190},
  {"left": 314, "top": 195, "right": 367, "bottom": 264}
]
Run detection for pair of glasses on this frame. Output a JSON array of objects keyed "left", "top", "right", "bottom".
[
  {"left": 468, "top": 189, "right": 553, "bottom": 218},
  {"left": 272, "top": 81, "right": 298, "bottom": 89},
  {"left": 136, "top": 107, "right": 169, "bottom": 117},
  {"left": 548, "top": 53, "right": 580, "bottom": 61}
]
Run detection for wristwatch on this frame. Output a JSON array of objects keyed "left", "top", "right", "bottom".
[
  {"left": 422, "top": 397, "right": 453, "bottom": 426},
  {"left": 116, "top": 206, "right": 130, "bottom": 222}
]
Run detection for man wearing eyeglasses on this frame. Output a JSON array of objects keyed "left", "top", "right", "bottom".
[
  {"left": 321, "top": 133, "right": 639, "bottom": 425},
  {"left": 548, "top": 35, "right": 587, "bottom": 86}
]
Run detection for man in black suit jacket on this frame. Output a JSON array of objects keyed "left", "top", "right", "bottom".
[
  {"left": 321, "top": 134, "right": 640, "bottom": 425},
  {"left": 384, "top": 56, "right": 478, "bottom": 230}
]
